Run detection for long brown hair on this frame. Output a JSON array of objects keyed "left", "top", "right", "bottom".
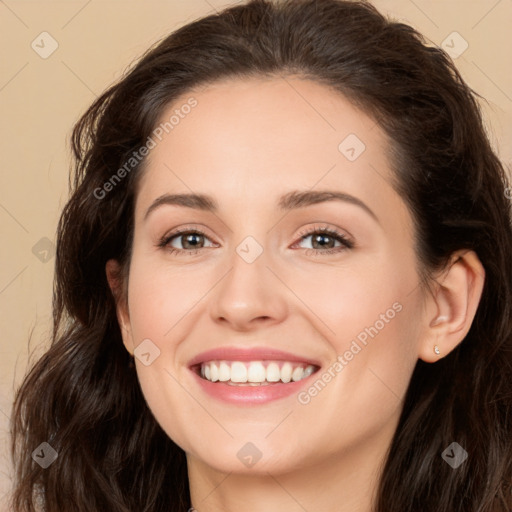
[{"left": 10, "top": 0, "right": 512, "bottom": 510}]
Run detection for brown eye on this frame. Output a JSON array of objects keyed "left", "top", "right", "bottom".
[
  {"left": 172, "top": 232, "right": 206, "bottom": 250},
  {"left": 157, "top": 227, "right": 217, "bottom": 255},
  {"left": 293, "top": 226, "right": 354, "bottom": 255}
]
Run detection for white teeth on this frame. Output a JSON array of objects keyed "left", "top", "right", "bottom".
[
  {"left": 218, "top": 361, "right": 230, "bottom": 382},
  {"left": 280, "top": 362, "right": 293, "bottom": 383},
  {"left": 292, "top": 366, "right": 304, "bottom": 382},
  {"left": 303, "top": 365, "right": 314, "bottom": 378},
  {"left": 210, "top": 362, "right": 219, "bottom": 382},
  {"left": 199, "top": 360, "right": 316, "bottom": 384},
  {"left": 247, "top": 361, "right": 266, "bottom": 382},
  {"left": 266, "top": 362, "right": 281, "bottom": 382},
  {"left": 230, "top": 362, "right": 247, "bottom": 383}
]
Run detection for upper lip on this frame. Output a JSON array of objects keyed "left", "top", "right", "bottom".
[{"left": 188, "top": 347, "right": 321, "bottom": 368}]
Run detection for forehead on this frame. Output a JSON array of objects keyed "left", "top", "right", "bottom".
[
  {"left": 134, "top": 76, "right": 407, "bottom": 230},
  {"left": 151, "top": 76, "right": 382, "bottom": 162}
]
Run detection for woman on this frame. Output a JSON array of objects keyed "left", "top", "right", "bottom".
[{"left": 10, "top": 0, "right": 512, "bottom": 510}]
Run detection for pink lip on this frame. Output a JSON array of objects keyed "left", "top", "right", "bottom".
[
  {"left": 187, "top": 346, "right": 321, "bottom": 406},
  {"left": 188, "top": 346, "right": 321, "bottom": 367}
]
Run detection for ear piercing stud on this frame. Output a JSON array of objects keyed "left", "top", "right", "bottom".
[{"left": 434, "top": 345, "right": 440, "bottom": 355}]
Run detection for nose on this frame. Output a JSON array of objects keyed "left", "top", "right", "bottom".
[{"left": 209, "top": 245, "right": 289, "bottom": 332}]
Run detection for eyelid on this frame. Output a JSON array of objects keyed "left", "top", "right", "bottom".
[{"left": 295, "top": 224, "right": 353, "bottom": 243}]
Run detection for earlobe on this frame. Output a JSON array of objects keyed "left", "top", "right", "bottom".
[
  {"left": 418, "top": 250, "right": 485, "bottom": 363},
  {"left": 105, "top": 259, "right": 135, "bottom": 356}
]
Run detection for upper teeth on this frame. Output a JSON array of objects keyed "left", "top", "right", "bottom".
[{"left": 200, "top": 360, "right": 315, "bottom": 384}]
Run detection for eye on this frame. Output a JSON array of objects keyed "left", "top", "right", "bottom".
[
  {"left": 157, "top": 224, "right": 354, "bottom": 256},
  {"left": 157, "top": 226, "right": 217, "bottom": 255},
  {"left": 292, "top": 225, "right": 354, "bottom": 256}
]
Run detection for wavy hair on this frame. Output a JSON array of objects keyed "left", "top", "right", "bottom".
[{"left": 10, "top": 0, "right": 512, "bottom": 510}]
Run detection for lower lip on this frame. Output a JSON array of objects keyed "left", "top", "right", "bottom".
[{"left": 189, "top": 368, "right": 318, "bottom": 405}]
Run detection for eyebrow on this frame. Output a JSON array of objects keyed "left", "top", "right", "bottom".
[{"left": 143, "top": 190, "right": 379, "bottom": 224}]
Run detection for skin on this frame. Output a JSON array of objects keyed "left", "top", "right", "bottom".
[{"left": 106, "top": 76, "right": 485, "bottom": 512}]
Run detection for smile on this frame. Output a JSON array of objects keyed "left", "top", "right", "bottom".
[
  {"left": 199, "top": 360, "right": 317, "bottom": 385},
  {"left": 188, "top": 347, "right": 321, "bottom": 405}
]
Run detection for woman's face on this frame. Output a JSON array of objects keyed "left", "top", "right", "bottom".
[{"left": 114, "top": 76, "right": 431, "bottom": 475}]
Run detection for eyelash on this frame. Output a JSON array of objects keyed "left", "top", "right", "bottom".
[{"left": 157, "top": 224, "right": 354, "bottom": 257}]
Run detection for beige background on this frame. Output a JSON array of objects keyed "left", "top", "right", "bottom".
[{"left": 1, "top": 0, "right": 511, "bottom": 507}]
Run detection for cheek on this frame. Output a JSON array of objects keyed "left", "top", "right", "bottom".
[
  {"left": 293, "top": 251, "right": 421, "bottom": 413},
  {"left": 126, "top": 255, "right": 211, "bottom": 340},
  {"left": 124, "top": 257, "right": 206, "bottom": 450},
  {"left": 285, "top": 250, "right": 418, "bottom": 353},
  {"left": 293, "top": 300, "right": 420, "bottom": 457}
]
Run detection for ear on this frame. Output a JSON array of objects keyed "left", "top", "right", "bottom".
[
  {"left": 106, "top": 259, "right": 135, "bottom": 357},
  {"left": 418, "top": 250, "right": 485, "bottom": 363}
]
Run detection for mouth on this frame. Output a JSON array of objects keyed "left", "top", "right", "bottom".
[
  {"left": 191, "top": 360, "right": 319, "bottom": 386},
  {"left": 187, "top": 347, "right": 321, "bottom": 404}
]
